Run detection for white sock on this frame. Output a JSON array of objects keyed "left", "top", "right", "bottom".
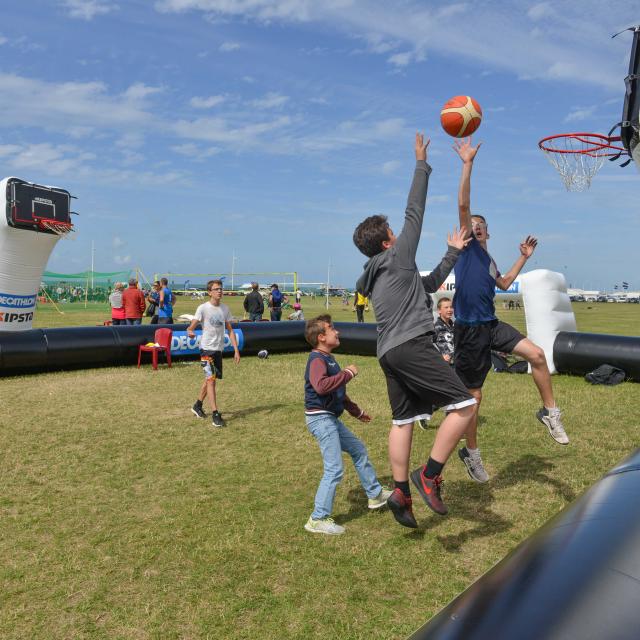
[{"left": 467, "top": 447, "right": 480, "bottom": 456}]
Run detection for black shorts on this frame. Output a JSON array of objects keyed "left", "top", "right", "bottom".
[
  {"left": 200, "top": 350, "right": 223, "bottom": 380},
  {"left": 379, "top": 334, "right": 476, "bottom": 425},
  {"left": 454, "top": 320, "right": 525, "bottom": 389}
]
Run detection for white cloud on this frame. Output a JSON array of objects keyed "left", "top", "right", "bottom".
[
  {"left": 170, "top": 143, "right": 221, "bottom": 160},
  {"left": 62, "top": 0, "right": 117, "bottom": 20},
  {"left": 564, "top": 106, "right": 597, "bottom": 122},
  {"left": 190, "top": 94, "right": 226, "bottom": 108},
  {"left": 154, "top": 0, "right": 631, "bottom": 90},
  {"left": 251, "top": 92, "right": 289, "bottom": 109},
  {"left": 219, "top": 41, "right": 241, "bottom": 52},
  {"left": 0, "top": 34, "right": 7, "bottom": 45},
  {"left": 114, "top": 254, "right": 132, "bottom": 265},
  {"left": 0, "top": 143, "right": 96, "bottom": 176},
  {"left": 381, "top": 160, "right": 400, "bottom": 174},
  {"left": 112, "top": 236, "right": 126, "bottom": 248},
  {"left": 387, "top": 51, "right": 412, "bottom": 68}
]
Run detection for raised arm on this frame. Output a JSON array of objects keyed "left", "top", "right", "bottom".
[
  {"left": 496, "top": 236, "right": 538, "bottom": 290},
  {"left": 421, "top": 226, "right": 470, "bottom": 293},
  {"left": 394, "top": 132, "right": 431, "bottom": 267},
  {"left": 453, "top": 138, "right": 482, "bottom": 237}
]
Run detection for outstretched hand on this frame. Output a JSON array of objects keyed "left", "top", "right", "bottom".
[
  {"left": 519, "top": 235, "right": 538, "bottom": 258},
  {"left": 415, "top": 131, "right": 430, "bottom": 161},
  {"left": 358, "top": 411, "right": 372, "bottom": 423},
  {"left": 447, "top": 225, "right": 472, "bottom": 250},
  {"left": 453, "top": 137, "right": 482, "bottom": 163}
]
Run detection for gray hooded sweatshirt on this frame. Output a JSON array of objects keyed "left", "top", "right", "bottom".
[{"left": 357, "top": 160, "right": 437, "bottom": 359}]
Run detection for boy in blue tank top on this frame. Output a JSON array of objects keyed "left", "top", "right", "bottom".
[
  {"left": 452, "top": 138, "right": 569, "bottom": 484},
  {"left": 303, "top": 314, "right": 391, "bottom": 535}
]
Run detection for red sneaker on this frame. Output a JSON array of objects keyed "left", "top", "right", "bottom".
[
  {"left": 386, "top": 488, "right": 418, "bottom": 528},
  {"left": 410, "top": 467, "right": 448, "bottom": 515}
]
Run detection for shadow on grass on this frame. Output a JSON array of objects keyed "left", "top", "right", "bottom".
[
  {"left": 336, "top": 475, "right": 395, "bottom": 525},
  {"left": 419, "top": 454, "right": 576, "bottom": 551},
  {"left": 226, "top": 403, "right": 288, "bottom": 420}
]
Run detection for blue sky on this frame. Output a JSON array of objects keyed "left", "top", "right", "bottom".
[{"left": 1, "top": 0, "right": 638, "bottom": 290}]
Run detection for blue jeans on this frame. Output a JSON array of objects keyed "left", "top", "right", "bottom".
[
  {"left": 249, "top": 312, "right": 263, "bottom": 321},
  {"left": 126, "top": 318, "right": 142, "bottom": 325},
  {"left": 305, "top": 413, "right": 382, "bottom": 520}
]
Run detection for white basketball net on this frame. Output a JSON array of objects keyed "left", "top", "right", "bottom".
[
  {"left": 539, "top": 134, "right": 616, "bottom": 192},
  {"left": 39, "top": 220, "right": 73, "bottom": 236}
]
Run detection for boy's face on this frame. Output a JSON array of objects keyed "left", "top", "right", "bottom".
[
  {"left": 319, "top": 322, "right": 340, "bottom": 349},
  {"left": 471, "top": 217, "right": 488, "bottom": 241},
  {"left": 382, "top": 226, "right": 397, "bottom": 250},
  {"left": 209, "top": 284, "right": 223, "bottom": 302},
  {"left": 438, "top": 300, "right": 453, "bottom": 322}
]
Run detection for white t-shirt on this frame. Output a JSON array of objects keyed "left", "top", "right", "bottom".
[{"left": 195, "top": 301, "right": 232, "bottom": 351}]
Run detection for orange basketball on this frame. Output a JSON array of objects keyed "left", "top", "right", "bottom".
[{"left": 440, "top": 95, "right": 483, "bottom": 138}]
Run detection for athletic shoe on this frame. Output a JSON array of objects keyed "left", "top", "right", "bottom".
[
  {"left": 410, "top": 467, "right": 448, "bottom": 516},
  {"left": 191, "top": 402, "right": 206, "bottom": 419},
  {"left": 458, "top": 447, "right": 490, "bottom": 483},
  {"left": 367, "top": 488, "right": 393, "bottom": 510},
  {"left": 304, "top": 516, "right": 345, "bottom": 535},
  {"left": 536, "top": 407, "right": 569, "bottom": 445},
  {"left": 386, "top": 488, "right": 418, "bottom": 528},
  {"left": 211, "top": 411, "right": 226, "bottom": 428}
]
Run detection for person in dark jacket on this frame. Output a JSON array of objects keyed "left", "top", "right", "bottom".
[{"left": 243, "top": 282, "right": 264, "bottom": 321}]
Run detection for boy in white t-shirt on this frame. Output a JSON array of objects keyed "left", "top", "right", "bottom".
[{"left": 187, "top": 279, "right": 240, "bottom": 427}]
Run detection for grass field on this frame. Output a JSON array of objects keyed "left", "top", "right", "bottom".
[{"left": 2, "top": 300, "right": 639, "bottom": 638}]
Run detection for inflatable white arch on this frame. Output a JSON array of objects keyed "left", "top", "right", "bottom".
[
  {"left": 521, "top": 269, "right": 577, "bottom": 374},
  {"left": 0, "top": 177, "right": 73, "bottom": 332}
]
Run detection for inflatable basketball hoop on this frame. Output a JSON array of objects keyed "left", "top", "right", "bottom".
[{"left": 538, "top": 133, "right": 626, "bottom": 191}]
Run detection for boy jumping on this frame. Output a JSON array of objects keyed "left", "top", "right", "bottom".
[
  {"left": 303, "top": 314, "right": 391, "bottom": 535},
  {"left": 188, "top": 279, "right": 240, "bottom": 428},
  {"left": 452, "top": 138, "right": 569, "bottom": 484},
  {"left": 354, "top": 133, "right": 476, "bottom": 528}
]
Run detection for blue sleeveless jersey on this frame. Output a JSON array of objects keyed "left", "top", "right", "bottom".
[{"left": 453, "top": 237, "right": 500, "bottom": 324}]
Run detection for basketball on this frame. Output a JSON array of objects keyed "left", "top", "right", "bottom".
[{"left": 440, "top": 95, "right": 483, "bottom": 138}]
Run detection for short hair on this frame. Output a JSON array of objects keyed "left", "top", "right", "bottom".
[
  {"left": 471, "top": 214, "right": 487, "bottom": 224},
  {"left": 271, "top": 283, "right": 279, "bottom": 289},
  {"left": 251, "top": 282, "right": 259, "bottom": 289},
  {"left": 437, "top": 296, "right": 452, "bottom": 309},
  {"left": 160, "top": 277, "right": 168, "bottom": 285},
  {"left": 128, "top": 278, "right": 137, "bottom": 286},
  {"left": 353, "top": 215, "right": 389, "bottom": 258},
  {"left": 207, "top": 279, "right": 223, "bottom": 291},
  {"left": 153, "top": 280, "right": 160, "bottom": 286},
  {"left": 305, "top": 314, "right": 332, "bottom": 347}
]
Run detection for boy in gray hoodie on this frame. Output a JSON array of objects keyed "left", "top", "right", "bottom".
[{"left": 353, "top": 132, "right": 476, "bottom": 528}]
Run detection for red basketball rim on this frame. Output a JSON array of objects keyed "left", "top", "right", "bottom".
[{"left": 538, "top": 132, "right": 625, "bottom": 157}]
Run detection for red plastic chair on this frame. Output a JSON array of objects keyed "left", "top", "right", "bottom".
[{"left": 137, "top": 328, "right": 173, "bottom": 370}]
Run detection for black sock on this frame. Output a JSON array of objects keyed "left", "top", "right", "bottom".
[
  {"left": 394, "top": 480, "right": 411, "bottom": 497},
  {"left": 195, "top": 399, "right": 203, "bottom": 407},
  {"left": 425, "top": 457, "right": 444, "bottom": 479}
]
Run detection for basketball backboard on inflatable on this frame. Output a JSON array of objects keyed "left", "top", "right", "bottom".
[{"left": 0, "top": 177, "right": 75, "bottom": 332}]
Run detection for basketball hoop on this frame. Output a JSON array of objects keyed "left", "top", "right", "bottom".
[
  {"left": 538, "top": 133, "right": 626, "bottom": 191},
  {"left": 35, "top": 218, "right": 73, "bottom": 236}
]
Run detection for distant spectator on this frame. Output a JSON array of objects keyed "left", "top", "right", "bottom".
[
  {"left": 269, "top": 283, "right": 284, "bottom": 321},
  {"left": 122, "top": 277, "right": 145, "bottom": 325},
  {"left": 295, "top": 289, "right": 302, "bottom": 304},
  {"left": 353, "top": 290, "right": 368, "bottom": 323},
  {"left": 434, "top": 297, "right": 455, "bottom": 366},
  {"left": 109, "top": 282, "right": 126, "bottom": 325},
  {"left": 288, "top": 303, "right": 305, "bottom": 321},
  {"left": 243, "top": 282, "right": 265, "bottom": 321},
  {"left": 147, "top": 281, "right": 161, "bottom": 325},
  {"left": 158, "top": 277, "right": 174, "bottom": 324}
]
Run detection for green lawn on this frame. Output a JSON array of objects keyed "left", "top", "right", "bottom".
[{"left": 1, "top": 299, "right": 638, "bottom": 639}]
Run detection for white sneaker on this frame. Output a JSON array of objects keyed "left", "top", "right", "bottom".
[
  {"left": 537, "top": 407, "right": 569, "bottom": 445},
  {"left": 304, "top": 516, "right": 345, "bottom": 535},
  {"left": 368, "top": 488, "right": 393, "bottom": 509},
  {"left": 458, "top": 447, "right": 490, "bottom": 483}
]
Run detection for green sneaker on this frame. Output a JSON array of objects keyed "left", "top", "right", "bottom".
[
  {"left": 304, "top": 516, "right": 345, "bottom": 535},
  {"left": 368, "top": 488, "right": 393, "bottom": 509}
]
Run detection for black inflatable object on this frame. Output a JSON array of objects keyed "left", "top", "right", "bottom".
[
  {"left": 409, "top": 448, "right": 640, "bottom": 640},
  {"left": 554, "top": 331, "right": 640, "bottom": 382},
  {"left": 0, "top": 321, "right": 376, "bottom": 376}
]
